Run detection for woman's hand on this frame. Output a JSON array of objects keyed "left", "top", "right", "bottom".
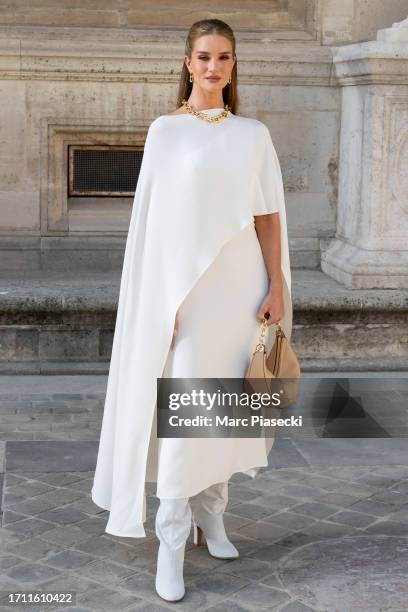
[
  {"left": 170, "top": 310, "right": 180, "bottom": 349},
  {"left": 257, "top": 282, "right": 284, "bottom": 326}
]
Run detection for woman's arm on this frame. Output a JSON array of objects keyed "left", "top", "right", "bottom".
[{"left": 254, "top": 212, "right": 284, "bottom": 325}]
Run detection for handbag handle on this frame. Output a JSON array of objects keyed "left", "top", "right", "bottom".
[{"left": 254, "top": 317, "right": 282, "bottom": 353}]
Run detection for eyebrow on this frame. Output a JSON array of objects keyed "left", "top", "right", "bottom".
[{"left": 195, "top": 51, "right": 232, "bottom": 54}]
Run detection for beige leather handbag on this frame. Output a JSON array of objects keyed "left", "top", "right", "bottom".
[{"left": 244, "top": 317, "right": 301, "bottom": 409}]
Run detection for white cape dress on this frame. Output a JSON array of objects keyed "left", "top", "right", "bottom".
[{"left": 91, "top": 107, "right": 293, "bottom": 537}]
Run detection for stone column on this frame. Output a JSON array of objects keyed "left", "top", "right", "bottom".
[{"left": 321, "top": 17, "right": 408, "bottom": 289}]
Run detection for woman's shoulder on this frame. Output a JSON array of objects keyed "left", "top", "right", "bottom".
[
  {"left": 230, "top": 112, "right": 268, "bottom": 131},
  {"left": 147, "top": 109, "right": 187, "bottom": 131},
  {"left": 237, "top": 116, "right": 275, "bottom": 147},
  {"left": 235, "top": 114, "right": 269, "bottom": 132},
  {"left": 231, "top": 115, "right": 272, "bottom": 145}
]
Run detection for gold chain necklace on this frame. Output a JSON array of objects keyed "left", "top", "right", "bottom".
[{"left": 181, "top": 99, "right": 231, "bottom": 123}]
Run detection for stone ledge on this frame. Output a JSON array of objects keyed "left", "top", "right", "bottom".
[
  {"left": 332, "top": 40, "right": 408, "bottom": 85},
  {"left": 0, "top": 25, "right": 333, "bottom": 85},
  {"left": 0, "top": 269, "right": 406, "bottom": 372},
  {"left": 0, "top": 236, "right": 324, "bottom": 272},
  {"left": 0, "top": 362, "right": 110, "bottom": 376},
  {"left": 0, "top": 24, "right": 317, "bottom": 44},
  {"left": 1, "top": 359, "right": 408, "bottom": 376},
  {"left": 0, "top": 269, "right": 406, "bottom": 316}
]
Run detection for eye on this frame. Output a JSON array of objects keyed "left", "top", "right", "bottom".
[{"left": 198, "top": 56, "right": 230, "bottom": 60}]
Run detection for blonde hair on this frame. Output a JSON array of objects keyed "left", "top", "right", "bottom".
[{"left": 176, "top": 18, "right": 239, "bottom": 114}]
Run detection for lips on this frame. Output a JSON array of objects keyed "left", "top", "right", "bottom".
[{"left": 206, "top": 77, "right": 221, "bottom": 81}]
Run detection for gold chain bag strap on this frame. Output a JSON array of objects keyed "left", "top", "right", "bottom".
[{"left": 244, "top": 317, "right": 301, "bottom": 409}]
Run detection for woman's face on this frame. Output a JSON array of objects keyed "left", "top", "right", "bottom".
[{"left": 185, "top": 34, "right": 236, "bottom": 94}]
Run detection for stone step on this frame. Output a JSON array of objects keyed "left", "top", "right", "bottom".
[
  {"left": 0, "top": 269, "right": 407, "bottom": 373},
  {"left": 0, "top": 372, "right": 406, "bottom": 443}
]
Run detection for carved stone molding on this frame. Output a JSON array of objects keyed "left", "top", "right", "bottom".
[
  {"left": 321, "top": 11, "right": 408, "bottom": 289},
  {"left": 0, "top": 26, "right": 332, "bottom": 86},
  {"left": 374, "top": 94, "right": 408, "bottom": 246},
  {"left": 393, "top": 130, "right": 408, "bottom": 216},
  {"left": 377, "top": 14, "right": 408, "bottom": 42},
  {"left": 0, "top": 2, "right": 317, "bottom": 39},
  {"left": 40, "top": 119, "right": 149, "bottom": 233},
  {"left": 321, "top": 90, "right": 408, "bottom": 288}
]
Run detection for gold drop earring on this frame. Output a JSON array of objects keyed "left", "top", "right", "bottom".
[
  {"left": 228, "top": 74, "right": 232, "bottom": 84},
  {"left": 189, "top": 71, "right": 193, "bottom": 83}
]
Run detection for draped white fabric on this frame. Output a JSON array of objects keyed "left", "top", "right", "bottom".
[{"left": 91, "top": 108, "right": 293, "bottom": 537}]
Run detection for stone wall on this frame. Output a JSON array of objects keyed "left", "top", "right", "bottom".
[
  {"left": 0, "top": 0, "right": 316, "bottom": 38},
  {"left": 319, "top": 0, "right": 408, "bottom": 44},
  {"left": 0, "top": 0, "right": 407, "bottom": 276},
  {"left": 1, "top": 1, "right": 407, "bottom": 43},
  {"left": 0, "top": 25, "right": 337, "bottom": 270}
]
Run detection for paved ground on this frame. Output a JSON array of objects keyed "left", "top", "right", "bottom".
[{"left": 0, "top": 374, "right": 408, "bottom": 611}]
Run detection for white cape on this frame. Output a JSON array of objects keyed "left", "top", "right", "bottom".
[{"left": 91, "top": 110, "right": 293, "bottom": 537}]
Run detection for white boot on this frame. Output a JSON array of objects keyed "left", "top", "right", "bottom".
[
  {"left": 155, "top": 497, "right": 191, "bottom": 602},
  {"left": 190, "top": 481, "right": 239, "bottom": 559}
]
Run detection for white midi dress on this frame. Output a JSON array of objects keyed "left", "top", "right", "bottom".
[
  {"left": 91, "top": 107, "right": 293, "bottom": 537},
  {"left": 154, "top": 221, "right": 271, "bottom": 499}
]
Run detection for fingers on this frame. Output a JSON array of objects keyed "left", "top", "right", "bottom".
[
  {"left": 257, "top": 303, "right": 272, "bottom": 325},
  {"left": 263, "top": 313, "right": 275, "bottom": 326},
  {"left": 263, "top": 312, "right": 272, "bottom": 326},
  {"left": 257, "top": 305, "right": 281, "bottom": 326}
]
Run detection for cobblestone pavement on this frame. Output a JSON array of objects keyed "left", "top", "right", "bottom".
[{"left": 0, "top": 375, "right": 408, "bottom": 612}]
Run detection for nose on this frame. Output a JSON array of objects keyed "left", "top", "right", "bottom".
[{"left": 207, "top": 59, "right": 222, "bottom": 72}]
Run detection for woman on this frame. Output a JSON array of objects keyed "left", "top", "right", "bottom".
[{"left": 91, "top": 18, "right": 293, "bottom": 603}]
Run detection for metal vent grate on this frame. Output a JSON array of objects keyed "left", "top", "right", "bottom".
[{"left": 68, "top": 146, "right": 144, "bottom": 196}]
